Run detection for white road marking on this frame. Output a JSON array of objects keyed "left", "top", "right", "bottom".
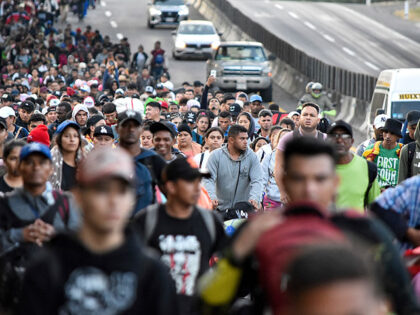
[
  {"left": 101, "top": 1, "right": 106, "bottom": 6},
  {"left": 275, "top": 4, "right": 284, "bottom": 10},
  {"left": 323, "top": 34, "right": 335, "bottom": 42},
  {"left": 364, "top": 61, "right": 380, "bottom": 71},
  {"left": 105, "top": 10, "right": 112, "bottom": 17},
  {"left": 254, "top": 12, "right": 271, "bottom": 18},
  {"left": 342, "top": 47, "right": 356, "bottom": 56},
  {"left": 288, "top": 11, "right": 299, "bottom": 19},
  {"left": 304, "top": 21, "right": 316, "bottom": 30},
  {"left": 116, "top": 33, "right": 124, "bottom": 40},
  {"left": 110, "top": 20, "right": 118, "bottom": 28}
]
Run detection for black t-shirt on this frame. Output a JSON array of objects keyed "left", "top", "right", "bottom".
[
  {"left": 19, "top": 230, "right": 179, "bottom": 315},
  {"left": 61, "top": 162, "right": 77, "bottom": 191},
  {"left": 133, "top": 205, "right": 228, "bottom": 315},
  {"left": 0, "top": 175, "right": 13, "bottom": 193}
]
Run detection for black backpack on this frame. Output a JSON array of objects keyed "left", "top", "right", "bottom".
[{"left": 407, "top": 141, "right": 417, "bottom": 179}]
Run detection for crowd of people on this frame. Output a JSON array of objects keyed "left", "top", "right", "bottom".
[{"left": 1, "top": 1, "right": 420, "bottom": 315}]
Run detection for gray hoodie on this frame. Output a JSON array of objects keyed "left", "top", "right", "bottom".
[{"left": 203, "top": 144, "right": 263, "bottom": 210}]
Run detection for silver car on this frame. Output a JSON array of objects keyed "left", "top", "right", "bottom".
[
  {"left": 147, "top": 0, "right": 189, "bottom": 28},
  {"left": 207, "top": 42, "right": 275, "bottom": 101},
  {"left": 172, "top": 20, "right": 221, "bottom": 60}
]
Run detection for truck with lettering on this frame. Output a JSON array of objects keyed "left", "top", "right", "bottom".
[{"left": 370, "top": 69, "right": 420, "bottom": 124}]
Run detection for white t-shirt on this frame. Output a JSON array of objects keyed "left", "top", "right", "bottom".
[{"left": 193, "top": 151, "right": 210, "bottom": 170}]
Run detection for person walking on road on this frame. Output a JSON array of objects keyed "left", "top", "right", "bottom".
[
  {"left": 203, "top": 124, "right": 263, "bottom": 211},
  {"left": 399, "top": 119, "right": 420, "bottom": 183},
  {"left": 363, "top": 118, "right": 402, "bottom": 190},
  {"left": 356, "top": 114, "right": 388, "bottom": 156}
]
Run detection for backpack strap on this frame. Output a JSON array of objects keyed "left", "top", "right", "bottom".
[
  {"left": 144, "top": 203, "right": 160, "bottom": 242},
  {"left": 51, "top": 191, "right": 70, "bottom": 226},
  {"left": 14, "top": 127, "right": 22, "bottom": 140},
  {"left": 292, "top": 129, "right": 299, "bottom": 138},
  {"left": 407, "top": 142, "right": 416, "bottom": 179},
  {"left": 317, "top": 131, "right": 324, "bottom": 140},
  {"left": 364, "top": 161, "right": 377, "bottom": 208},
  {"left": 197, "top": 207, "right": 216, "bottom": 245},
  {"left": 199, "top": 152, "right": 205, "bottom": 169}
]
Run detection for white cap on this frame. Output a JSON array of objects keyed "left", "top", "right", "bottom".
[
  {"left": 288, "top": 111, "right": 300, "bottom": 118},
  {"left": 235, "top": 100, "right": 244, "bottom": 108},
  {"left": 187, "top": 99, "right": 200, "bottom": 109},
  {"left": 80, "top": 84, "right": 91, "bottom": 93},
  {"left": 145, "top": 86, "right": 154, "bottom": 93},
  {"left": 0, "top": 106, "right": 16, "bottom": 118},
  {"left": 83, "top": 96, "right": 95, "bottom": 108},
  {"left": 162, "top": 81, "right": 174, "bottom": 91},
  {"left": 373, "top": 114, "right": 389, "bottom": 129},
  {"left": 50, "top": 98, "right": 60, "bottom": 107}
]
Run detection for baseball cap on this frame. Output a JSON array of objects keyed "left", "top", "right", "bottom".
[
  {"left": 19, "top": 100, "right": 35, "bottom": 112},
  {"left": 118, "top": 110, "right": 143, "bottom": 126},
  {"left": 115, "top": 88, "right": 125, "bottom": 95},
  {"left": 156, "top": 83, "right": 164, "bottom": 90},
  {"left": 164, "top": 157, "right": 210, "bottom": 182},
  {"left": 250, "top": 95, "right": 262, "bottom": 103},
  {"left": 187, "top": 99, "right": 200, "bottom": 110},
  {"left": 80, "top": 84, "right": 91, "bottom": 93},
  {"left": 406, "top": 110, "right": 420, "bottom": 126},
  {"left": 77, "top": 147, "right": 134, "bottom": 185},
  {"left": 20, "top": 142, "right": 52, "bottom": 161},
  {"left": 327, "top": 120, "right": 353, "bottom": 137},
  {"left": 145, "top": 86, "right": 155, "bottom": 93},
  {"left": 50, "top": 98, "right": 60, "bottom": 107},
  {"left": 0, "top": 106, "right": 16, "bottom": 118},
  {"left": 0, "top": 117, "right": 7, "bottom": 130},
  {"left": 56, "top": 120, "right": 80, "bottom": 134},
  {"left": 373, "top": 114, "right": 389, "bottom": 129},
  {"left": 93, "top": 125, "right": 114, "bottom": 138},
  {"left": 185, "top": 111, "right": 197, "bottom": 124},
  {"left": 150, "top": 121, "right": 177, "bottom": 138},
  {"left": 287, "top": 111, "right": 300, "bottom": 118},
  {"left": 229, "top": 103, "right": 242, "bottom": 116},
  {"left": 83, "top": 96, "right": 95, "bottom": 108},
  {"left": 159, "top": 100, "right": 168, "bottom": 110}
]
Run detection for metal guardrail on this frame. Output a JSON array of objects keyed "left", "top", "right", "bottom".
[{"left": 209, "top": 0, "right": 378, "bottom": 101}]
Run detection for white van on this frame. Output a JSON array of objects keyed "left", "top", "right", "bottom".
[{"left": 370, "top": 68, "right": 420, "bottom": 124}]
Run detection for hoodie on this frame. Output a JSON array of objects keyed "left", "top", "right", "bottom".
[
  {"left": 71, "top": 103, "right": 89, "bottom": 123},
  {"left": 203, "top": 144, "right": 263, "bottom": 210},
  {"left": 398, "top": 122, "right": 420, "bottom": 183}
]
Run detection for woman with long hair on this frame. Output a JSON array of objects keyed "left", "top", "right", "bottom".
[{"left": 50, "top": 121, "right": 84, "bottom": 191}]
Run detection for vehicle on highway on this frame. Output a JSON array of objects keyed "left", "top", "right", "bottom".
[
  {"left": 172, "top": 20, "right": 221, "bottom": 60},
  {"left": 370, "top": 68, "right": 420, "bottom": 123},
  {"left": 206, "top": 41, "right": 275, "bottom": 101},
  {"left": 147, "top": 0, "right": 189, "bottom": 28}
]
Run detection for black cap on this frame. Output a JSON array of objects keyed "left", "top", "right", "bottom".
[
  {"left": 383, "top": 118, "right": 402, "bottom": 138},
  {"left": 406, "top": 110, "right": 420, "bottom": 126},
  {"left": 150, "top": 121, "right": 177, "bottom": 138},
  {"left": 93, "top": 125, "right": 114, "bottom": 138},
  {"left": 229, "top": 103, "right": 242, "bottom": 116},
  {"left": 327, "top": 120, "right": 353, "bottom": 137},
  {"left": 163, "top": 157, "right": 210, "bottom": 182},
  {"left": 19, "top": 100, "right": 35, "bottom": 113},
  {"left": 185, "top": 111, "right": 197, "bottom": 124},
  {"left": 118, "top": 110, "right": 143, "bottom": 126},
  {"left": 177, "top": 123, "right": 192, "bottom": 136},
  {"left": 0, "top": 117, "right": 7, "bottom": 130},
  {"left": 193, "top": 80, "right": 203, "bottom": 87}
]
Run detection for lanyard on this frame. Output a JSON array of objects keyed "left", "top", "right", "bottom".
[{"left": 22, "top": 194, "right": 41, "bottom": 219}]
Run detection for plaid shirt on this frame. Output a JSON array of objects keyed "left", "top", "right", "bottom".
[{"left": 376, "top": 175, "right": 420, "bottom": 235}]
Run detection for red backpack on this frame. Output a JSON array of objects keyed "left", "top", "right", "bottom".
[{"left": 254, "top": 203, "right": 347, "bottom": 315}]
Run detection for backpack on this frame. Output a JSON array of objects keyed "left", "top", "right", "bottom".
[
  {"left": 407, "top": 141, "right": 417, "bottom": 179},
  {"left": 142, "top": 204, "right": 216, "bottom": 245},
  {"left": 0, "top": 191, "right": 70, "bottom": 311},
  {"left": 254, "top": 203, "right": 346, "bottom": 315},
  {"left": 154, "top": 54, "right": 164, "bottom": 65},
  {"left": 364, "top": 161, "right": 377, "bottom": 208}
]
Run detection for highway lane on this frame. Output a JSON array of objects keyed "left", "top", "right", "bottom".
[
  {"left": 64, "top": 0, "right": 298, "bottom": 110},
  {"left": 229, "top": 0, "right": 420, "bottom": 76}
]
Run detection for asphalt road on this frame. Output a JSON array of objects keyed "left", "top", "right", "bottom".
[
  {"left": 63, "top": 0, "right": 298, "bottom": 111},
  {"left": 229, "top": 0, "right": 420, "bottom": 76}
]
